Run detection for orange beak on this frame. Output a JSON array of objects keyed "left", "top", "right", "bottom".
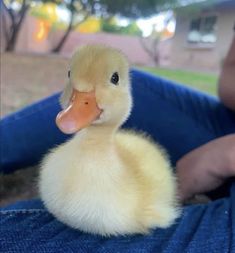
[{"left": 56, "top": 89, "right": 102, "bottom": 134}]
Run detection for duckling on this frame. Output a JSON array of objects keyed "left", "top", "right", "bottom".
[{"left": 39, "top": 44, "right": 180, "bottom": 236}]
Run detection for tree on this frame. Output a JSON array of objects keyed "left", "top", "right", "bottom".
[
  {"left": 100, "top": 0, "right": 178, "bottom": 18},
  {"left": 140, "top": 11, "right": 174, "bottom": 65},
  {"left": 52, "top": 0, "right": 179, "bottom": 52},
  {"left": 76, "top": 16, "right": 101, "bottom": 33},
  {"left": 140, "top": 29, "right": 161, "bottom": 65},
  {"left": 101, "top": 17, "right": 142, "bottom": 36},
  {"left": 30, "top": 2, "right": 58, "bottom": 22},
  {"left": 1, "top": 0, "right": 58, "bottom": 51},
  {"left": 1, "top": 0, "right": 179, "bottom": 52},
  {"left": 119, "top": 22, "right": 142, "bottom": 36},
  {"left": 100, "top": 17, "right": 121, "bottom": 34},
  {"left": 1, "top": 0, "right": 31, "bottom": 51},
  {"left": 51, "top": 0, "right": 90, "bottom": 52}
]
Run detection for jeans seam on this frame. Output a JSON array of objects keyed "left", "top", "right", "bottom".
[{"left": 0, "top": 209, "right": 47, "bottom": 214}]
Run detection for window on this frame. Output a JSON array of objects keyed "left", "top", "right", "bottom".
[{"left": 187, "top": 15, "right": 217, "bottom": 44}]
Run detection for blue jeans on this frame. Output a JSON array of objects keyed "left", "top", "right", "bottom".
[{"left": 1, "top": 70, "right": 235, "bottom": 252}]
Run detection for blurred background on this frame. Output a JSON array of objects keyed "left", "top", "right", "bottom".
[{"left": 0, "top": 0, "right": 234, "bottom": 206}]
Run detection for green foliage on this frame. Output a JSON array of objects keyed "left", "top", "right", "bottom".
[
  {"left": 30, "top": 7, "right": 50, "bottom": 20},
  {"left": 51, "top": 21, "right": 68, "bottom": 31},
  {"left": 101, "top": 18, "right": 119, "bottom": 33},
  {"left": 101, "top": 18, "right": 142, "bottom": 36},
  {"left": 44, "top": 0, "right": 179, "bottom": 19},
  {"left": 119, "top": 22, "right": 142, "bottom": 36},
  {"left": 99, "top": 0, "right": 178, "bottom": 18}
]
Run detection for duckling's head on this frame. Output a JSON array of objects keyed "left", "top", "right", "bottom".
[{"left": 56, "top": 44, "right": 132, "bottom": 134}]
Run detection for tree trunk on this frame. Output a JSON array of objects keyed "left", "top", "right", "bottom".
[
  {"left": 51, "top": 11, "right": 89, "bottom": 53},
  {"left": 51, "top": 0, "right": 77, "bottom": 53},
  {"left": 3, "top": 0, "right": 29, "bottom": 52},
  {"left": 1, "top": 2, "right": 9, "bottom": 43},
  {"left": 140, "top": 37, "right": 159, "bottom": 65},
  {"left": 51, "top": 11, "right": 74, "bottom": 53}
]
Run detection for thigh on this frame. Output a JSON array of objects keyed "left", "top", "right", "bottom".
[
  {"left": 1, "top": 189, "right": 234, "bottom": 253},
  {"left": 1, "top": 93, "right": 70, "bottom": 173},
  {"left": 123, "top": 70, "right": 235, "bottom": 165}
]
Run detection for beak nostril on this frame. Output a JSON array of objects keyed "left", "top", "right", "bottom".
[{"left": 85, "top": 102, "right": 89, "bottom": 105}]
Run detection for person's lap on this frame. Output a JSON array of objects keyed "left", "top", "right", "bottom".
[
  {"left": 1, "top": 69, "right": 235, "bottom": 252},
  {"left": 1, "top": 192, "right": 235, "bottom": 252}
]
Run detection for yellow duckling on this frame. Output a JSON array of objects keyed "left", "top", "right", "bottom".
[{"left": 39, "top": 44, "right": 180, "bottom": 236}]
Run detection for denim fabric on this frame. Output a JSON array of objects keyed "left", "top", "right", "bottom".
[
  {"left": 1, "top": 187, "right": 235, "bottom": 253},
  {"left": 1, "top": 69, "right": 235, "bottom": 252}
]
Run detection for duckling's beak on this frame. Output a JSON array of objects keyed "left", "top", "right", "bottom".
[{"left": 56, "top": 89, "right": 102, "bottom": 134}]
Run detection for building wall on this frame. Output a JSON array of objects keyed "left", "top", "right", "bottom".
[
  {"left": 16, "top": 16, "right": 50, "bottom": 53},
  {"left": 48, "top": 30, "right": 155, "bottom": 66},
  {"left": 170, "top": 9, "right": 234, "bottom": 72}
]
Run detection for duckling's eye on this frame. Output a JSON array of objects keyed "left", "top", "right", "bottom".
[
  {"left": 68, "top": 70, "right": 71, "bottom": 78},
  {"left": 110, "top": 72, "right": 119, "bottom": 85}
]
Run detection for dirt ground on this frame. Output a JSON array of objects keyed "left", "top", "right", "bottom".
[
  {"left": 1, "top": 52, "right": 69, "bottom": 116},
  {"left": 1, "top": 52, "right": 69, "bottom": 207}
]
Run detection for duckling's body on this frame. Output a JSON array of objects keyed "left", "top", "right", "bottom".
[{"left": 39, "top": 44, "right": 180, "bottom": 236}]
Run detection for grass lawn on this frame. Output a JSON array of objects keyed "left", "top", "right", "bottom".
[{"left": 137, "top": 66, "right": 219, "bottom": 96}]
